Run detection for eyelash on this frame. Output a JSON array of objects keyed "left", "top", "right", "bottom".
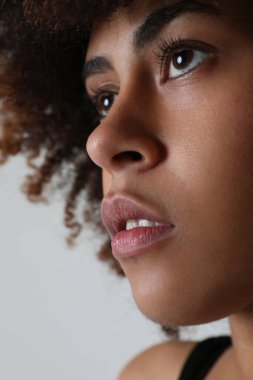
[
  {"left": 156, "top": 36, "right": 186, "bottom": 67},
  {"left": 90, "top": 88, "right": 118, "bottom": 119},
  {"left": 155, "top": 36, "right": 211, "bottom": 80},
  {"left": 89, "top": 37, "right": 212, "bottom": 119}
]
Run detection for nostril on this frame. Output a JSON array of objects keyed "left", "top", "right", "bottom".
[{"left": 113, "top": 151, "right": 143, "bottom": 162}]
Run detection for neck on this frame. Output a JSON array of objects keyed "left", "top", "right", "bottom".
[{"left": 228, "top": 303, "right": 253, "bottom": 380}]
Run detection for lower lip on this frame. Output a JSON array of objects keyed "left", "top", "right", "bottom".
[{"left": 111, "top": 225, "right": 174, "bottom": 258}]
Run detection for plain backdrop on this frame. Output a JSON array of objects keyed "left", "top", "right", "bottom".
[{"left": 0, "top": 156, "right": 231, "bottom": 380}]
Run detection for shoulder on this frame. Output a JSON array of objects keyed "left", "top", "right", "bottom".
[{"left": 117, "top": 340, "right": 198, "bottom": 380}]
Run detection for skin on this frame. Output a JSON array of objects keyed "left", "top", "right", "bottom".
[{"left": 85, "top": 1, "right": 253, "bottom": 378}]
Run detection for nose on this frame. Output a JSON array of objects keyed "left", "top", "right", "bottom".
[{"left": 86, "top": 94, "right": 165, "bottom": 175}]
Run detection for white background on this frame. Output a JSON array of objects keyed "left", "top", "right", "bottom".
[{"left": 0, "top": 156, "right": 230, "bottom": 380}]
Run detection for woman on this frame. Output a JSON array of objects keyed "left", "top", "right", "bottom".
[{"left": 1, "top": 1, "right": 253, "bottom": 379}]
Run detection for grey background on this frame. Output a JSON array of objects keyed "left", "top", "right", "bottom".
[{"left": 0, "top": 156, "right": 230, "bottom": 380}]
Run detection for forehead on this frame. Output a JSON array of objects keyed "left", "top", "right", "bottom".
[
  {"left": 86, "top": 0, "right": 253, "bottom": 61},
  {"left": 87, "top": 0, "right": 253, "bottom": 52}
]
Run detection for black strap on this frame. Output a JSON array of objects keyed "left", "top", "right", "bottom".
[{"left": 178, "top": 336, "right": 232, "bottom": 380}]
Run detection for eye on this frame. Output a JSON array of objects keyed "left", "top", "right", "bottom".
[
  {"left": 156, "top": 38, "right": 214, "bottom": 81},
  {"left": 169, "top": 49, "right": 209, "bottom": 79},
  {"left": 92, "top": 91, "right": 118, "bottom": 119}
]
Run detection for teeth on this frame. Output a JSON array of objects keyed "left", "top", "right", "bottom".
[{"left": 126, "top": 219, "right": 165, "bottom": 231}]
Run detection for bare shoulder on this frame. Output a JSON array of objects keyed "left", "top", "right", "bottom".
[{"left": 117, "top": 340, "right": 198, "bottom": 380}]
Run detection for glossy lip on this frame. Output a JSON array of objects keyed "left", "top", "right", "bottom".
[{"left": 101, "top": 195, "right": 175, "bottom": 258}]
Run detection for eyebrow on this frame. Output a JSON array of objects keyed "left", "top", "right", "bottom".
[
  {"left": 83, "top": 0, "right": 220, "bottom": 81},
  {"left": 134, "top": 0, "right": 220, "bottom": 50},
  {"left": 83, "top": 56, "right": 113, "bottom": 81}
]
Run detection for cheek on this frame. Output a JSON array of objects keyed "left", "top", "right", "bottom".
[
  {"left": 102, "top": 170, "right": 112, "bottom": 195},
  {"left": 120, "top": 78, "right": 253, "bottom": 327},
  {"left": 170, "top": 74, "right": 253, "bottom": 276}
]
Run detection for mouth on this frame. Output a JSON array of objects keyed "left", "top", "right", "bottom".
[
  {"left": 125, "top": 219, "right": 168, "bottom": 230},
  {"left": 101, "top": 196, "right": 175, "bottom": 258}
]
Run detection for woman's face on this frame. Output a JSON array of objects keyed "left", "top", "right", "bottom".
[{"left": 85, "top": 0, "right": 253, "bottom": 327}]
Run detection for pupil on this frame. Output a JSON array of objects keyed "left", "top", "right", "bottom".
[
  {"left": 103, "top": 94, "right": 113, "bottom": 109},
  {"left": 103, "top": 97, "right": 110, "bottom": 108},
  {"left": 174, "top": 50, "right": 192, "bottom": 68},
  {"left": 98, "top": 93, "right": 115, "bottom": 117}
]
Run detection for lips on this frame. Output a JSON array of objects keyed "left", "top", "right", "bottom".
[
  {"left": 101, "top": 196, "right": 173, "bottom": 238},
  {"left": 101, "top": 195, "right": 175, "bottom": 258}
]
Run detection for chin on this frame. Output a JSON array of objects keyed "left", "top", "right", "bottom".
[
  {"left": 128, "top": 276, "right": 251, "bottom": 328},
  {"left": 119, "top": 237, "right": 253, "bottom": 328},
  {"left": 132, "top": 291, "right": 213, "bottom": 327}
]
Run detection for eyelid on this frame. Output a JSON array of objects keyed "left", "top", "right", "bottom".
[
  {"left": 86, "top": 83, "right": 119, "bottom": 120},
  {"left": 155, "top": 37, "right": 217, "bottom": 81},
  {"left": 87, "top": 81, "right": 119, "bottom": 95}
]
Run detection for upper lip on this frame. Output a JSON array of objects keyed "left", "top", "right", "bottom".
[{"left": 101, "top": 195, "right": 174, "bottom": 237}]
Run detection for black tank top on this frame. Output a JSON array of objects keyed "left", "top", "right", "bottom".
[{"left": 178, "top": 336, "right": 232, "bottom": 380}]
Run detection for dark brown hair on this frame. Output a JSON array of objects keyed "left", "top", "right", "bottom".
[
  {"left": 0, "top": 1, "right": 178, "bottom": 338},
  {"left": 0, "top": 1, "right": 132, "bottom": 272}
]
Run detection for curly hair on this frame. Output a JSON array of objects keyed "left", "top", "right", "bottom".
[
  {"left": 0, "top": 1, "right": 179, "bottom": 338},
  {"left": 0, "top": 0, "right": 132, "bottom": 272}
]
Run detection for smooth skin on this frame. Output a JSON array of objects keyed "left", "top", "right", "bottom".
[{"left": 85, "top": 1, "right": 253, "bottom": 378}]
